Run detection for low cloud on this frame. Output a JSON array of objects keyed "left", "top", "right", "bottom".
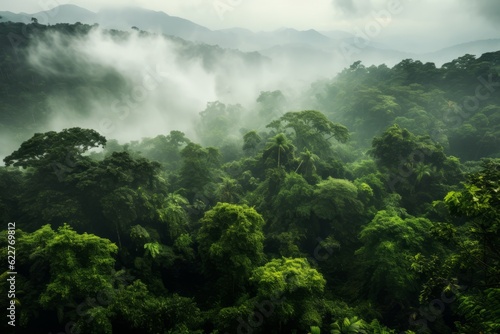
[
  {"left": 21, "top": 27, "right": 318, "bottom": 148},
  {"left": 467, "top": 0, "right": 500, "bottom": 26},
  {"left": 332, "top": 0, "right": 359, "bottom": 15}
]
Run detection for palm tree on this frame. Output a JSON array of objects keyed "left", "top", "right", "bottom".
[
  {"left": 215, "top": 177, "right": 242, "bottom": 203},
  {"left": 263, "top": 133, "right": 295, "bottom": 168},
  {"left": 158, "top": 193, "right": 189, "bottom": 239},
  {"left": 295, "top": 148, "right": 319, "bottom": 179},
  {"left": 414, "top": 162, "right": 434, "bottom": 183}
]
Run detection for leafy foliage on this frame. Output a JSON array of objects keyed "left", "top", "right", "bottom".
[{"left": 1, "top": 21, "right": 499, "bottom": 333}]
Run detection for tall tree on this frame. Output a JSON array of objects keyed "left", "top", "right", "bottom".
[
  {"left": 3, "top": 127, "right": 106, "bottom": 171},
  {"left": 262, "top": 133, "right": 295, "bottom": 168},
  {"left": 197, "top": 203, "right": 266, "bottom": 304},
  {"left": 267, "top": 110, "right": 349, "bottom": 158},
  {"left": 250, "top": 257, "right": 326, "bottom": 330}
]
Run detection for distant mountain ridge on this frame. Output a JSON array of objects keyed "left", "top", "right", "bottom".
[{"left": 1, "top": 4, "right": 499, "bottom": 69}]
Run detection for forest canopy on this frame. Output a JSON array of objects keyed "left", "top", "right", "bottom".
[{"left": 0, "top": 21, "right": 499, "bottom": 334}]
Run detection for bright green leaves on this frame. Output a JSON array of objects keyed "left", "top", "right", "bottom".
[
  {"left": 445, "top": 159, "right": 500, "bottom": 227},
  {"left": 356, "top": 210, "right": 435, "bottom": 304},
  {"left": 197, "top": 203, "right": 266, "bottom": 299},
  {"left": 17, "top": 224, "right": 117, "bottom": 309},
  {"left": 129, "top": 224, "right": 150, "bottom": 244},
  {"left": 313, "top": 177, "right": 363, "bottom": 221},
  {"left": 455, "top": 288, "right": 500, "bottom": 333},
  {"left": 331, "top": 316, "right": 368, "bottom": 334},
  {"left": 144, "top": 242, "right": 161, "bottom": 258},
  {"left": 2, "top": 223, "right": 201, "bottom": 333},
  {"left": 157, "top": 193, "right": 189, "bottom": 239},
  {"left": 271, "top": 172, "right": 314, "bottom": 224},
  {"left": 251, "top": 257, "right": 325, "bottom": 297},
  {"left": 250, "top": 257, "right": 326, "bottom": 328},
  {"left": 445, "top": 183, "right": 495, "bottom": 219},
  {"left": 441, "top": 159, "right": 500, "bottom": 305}
]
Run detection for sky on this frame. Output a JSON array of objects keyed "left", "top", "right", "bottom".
[{"left": 1, "top": 0, "right": 499, "bottom": 53}]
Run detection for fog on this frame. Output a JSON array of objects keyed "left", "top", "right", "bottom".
[
  {"left": 27, "top": 29, "right": 216, "bottom": 142},
  {"left": 3, "top": 0, "right": 499, "bottom": 53},
  {"left": 0, "top": 24, "right": 343, "bottom": 163},
  {"left": 8, "top": 27, "right": 321, "bottom": 153},
  {"left": 1, "top": 1, "right": 499, "bottom": 163}
]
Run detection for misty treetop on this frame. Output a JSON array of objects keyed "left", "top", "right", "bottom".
[{"left": 0, "top": 21, "right": 500, "bottom": 334}]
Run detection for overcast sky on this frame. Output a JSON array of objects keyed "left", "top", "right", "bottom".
[{"left": 2, "top": 0, "right": 499, "bottom": 52}]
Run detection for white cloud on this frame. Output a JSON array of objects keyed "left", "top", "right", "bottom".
[{"left": 1, "top": 0, "right": 499, "bottom": 52}]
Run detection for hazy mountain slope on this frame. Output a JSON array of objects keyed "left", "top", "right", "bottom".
[
  {"left": 0, "top": 11, "right": 31, "bottom": 23},
  {"left": 420, "top": 39, "right": 500, "bottom": 66},
  {"left": 35, "top": 4, "right": 97, "bottom": 24},
  {"left": 96, "top": 7, "right": 211, "bottom": 40},
  {"left": 4, "top": 4, "right": 499, "bottom": 70},
  {"left": 0, "top": 21, "right": 272, "bottom": 162}
]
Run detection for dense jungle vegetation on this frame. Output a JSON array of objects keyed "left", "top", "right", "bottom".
[{"left": 0, "top": 22, "right": 499, "bottom": 333}]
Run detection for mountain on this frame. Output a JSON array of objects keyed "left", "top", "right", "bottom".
[
  {"left": 200, "top": 27, "right": 338, "bottom": 52},
  {"left": 320, "top": 30, "right": 354, "bottom": 40},
  {"left": 420, "top": 39, "right": 500, "bottom": 66},
  {"left": 1, "top": 5, "right": 212, "bottom": 41},
  {"left": 0, "top": 11, "right": 31, "bottom": 23},
  {"left": 0, "top": 5, "right": 95, "bottom": 24},
  {"left": 36, "top": 4, "right": 97, "bottom": 24},
  {"left": 96, "top": 7, "right": 211, "bottom": 40},
  {"left": 2, "top": 4, "right": 500, "bottom": 72}
]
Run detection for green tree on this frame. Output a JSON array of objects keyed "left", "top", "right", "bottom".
[
  {"left": 295, "top": 148, "right": 320, "bottom": 183},
  {"left": 355, "top": 210, "right": 439, "bottom": 316},
  {"left": 262, "top": 133, "right": 295, "bottom": 168},
  {"left": 74, "top": 279, "right": 203, "bottom": 334},
  {"left": 267, "top": 110, "right": 349, "bottom": 158},
  {"left": 214, "top": 176, "right": 242, "bottom": 203},
  {"left": 130, "top": 130, "right": 191, "bottom": 170},
  {"left": 312, "top": 177, "right": 365, "bottom": 241},
  {"left": 3, "top": 127, "right": 106, "bottom": 172},
  {"left": 197, "top": 203, "right": 266, "bottom": 303},
  {"left": 438, "top": 160, "right": 500, "bottom": 332},
  {"left": 0, "top": 224, "right": 118, "bottom": 330},
  {"left": 197, "top": 101, "right": 243, "bottom": 147},
  {"left": 264, "top": 172, "right": 315, "bottom": 258},
  {"left": 250, "top": 257, "right": 326, "bottom": 330},
  {"left": 256, "top": 90, "right": 287, "bottom": 123},
  {"left": 370, "top": 124, "right": 459, "bottom": 213},
  {"left": 179, "top": 142, "right": 220, "bottom": 200},
  {"left": 101, "top": 187, "right": 138, "bottom": 248},
  {"left": 242, "top": 130, "right": 262, "bottom": 156},
  {"left": 157, "top": 193, "right": 190, "bottom": 239},
  {"left": 444, "top": 159, "right": 500, "bottom": 280},
  {"left": 0, "top": 167, "right": 23, "bottom": 223}
]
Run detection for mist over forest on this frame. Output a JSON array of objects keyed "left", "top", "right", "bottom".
[{"left": 0, "top": 3, "right": 499, "bottom": 334}]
